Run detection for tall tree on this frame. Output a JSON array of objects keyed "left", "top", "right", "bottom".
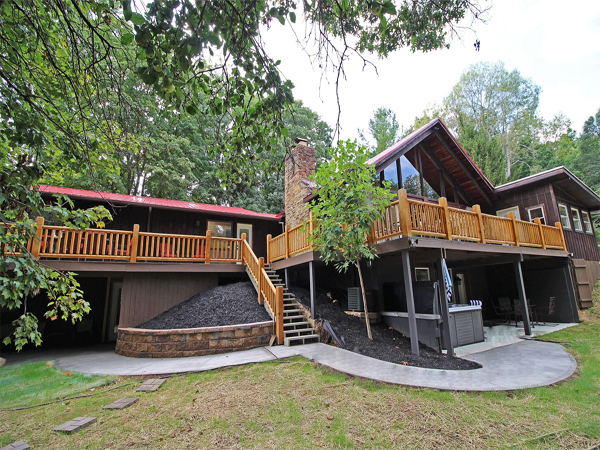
[
  {"left": 361, "top": 107, "right": 400, "bottom": 156},
  {"left": 444, "top": 62, "right": 541, "bottom": 179},
  {"left": 456, "top": 115, "right": 506, "bottom": 186},
  {"left": 576, "top": 108, "right": 600, "bottom": 194},
  {"left": 309, "top": 141, "right": 395, "bottom": 340},
  {"left": 230, "top": 101, "right": 333, "bottom": 213}
]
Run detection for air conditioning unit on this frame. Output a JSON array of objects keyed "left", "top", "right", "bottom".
[{"left": 348, "top": 288, "right": 363, "bottom": 311}]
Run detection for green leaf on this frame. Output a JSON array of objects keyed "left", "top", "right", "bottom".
[
  {"left": 289, "top": 11, "right": 296, "bottom": 23},
  {"left": 206, "top": 32, "right": 221, "bottom": 47},
  {"left": 120, "top": 33, "right": 135, "bottom": 45},
  {"left": 130, "top": 12, "right": 145, "bottom": 25},
  {"left": 122, "top": 0, "right": 132, "bottom": 20},
  {"left": 277, "top": 14, "right": 285, "bottom": 25}
]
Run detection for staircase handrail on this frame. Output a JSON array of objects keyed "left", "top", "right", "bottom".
[{"left": 241, "top": 238, "right": 284, "bottom": 344}]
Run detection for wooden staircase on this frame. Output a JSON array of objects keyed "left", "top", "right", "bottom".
[{"left": 263, "top": 263, "right": 320, "bottom": 346}]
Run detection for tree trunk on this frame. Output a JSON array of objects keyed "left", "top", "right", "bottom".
[{"left": 356, "top": 258, "right": 372, "bottom": 340}]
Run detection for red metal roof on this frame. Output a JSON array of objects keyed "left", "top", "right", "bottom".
[{"left": 37, "top": 185, "right": 280, "bottom": 221}]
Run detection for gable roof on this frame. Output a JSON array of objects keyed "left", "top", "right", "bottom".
[
  {"left": 38, "top": 185, "right": 280, "bottom": 221},
  {"left": 495, "top": 166, "right": 600, "bottom": 213},
  {"left": 367, "top": 118, "right": 496, "bottom": 206}
]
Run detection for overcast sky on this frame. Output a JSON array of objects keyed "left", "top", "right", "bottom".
[{"left": 263, "top": 0, "right": 600, "bottom": 144}]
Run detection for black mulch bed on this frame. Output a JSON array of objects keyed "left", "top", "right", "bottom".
[
  {"left": 139, "top": 282, "right": 271, "bottom": 329},
  {"left": 291, "top": 286, "right": 481, "bottom": 370}
]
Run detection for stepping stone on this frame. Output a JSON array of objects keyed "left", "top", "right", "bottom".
[
  {"left": 0, "top": 442, "right": 30, "bottom": 450},
  {"left": 53, "top": 417, "right": 97, "bottom": 433},
  {"left": 103, "top": 397, "right": 139, "bottom": 410},
  {"left": 136, "top": 378, "right": 165, "bottom": 392}
]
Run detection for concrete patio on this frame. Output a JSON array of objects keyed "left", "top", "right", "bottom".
[{"left": 2, "top": 338, "right": 577, "bottom": 392}]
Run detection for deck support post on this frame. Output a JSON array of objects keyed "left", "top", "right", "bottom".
[
  {"left": 556, "top": 221, "right": 567, "bottom": 251},
  {"left": 31, "top": 216, "right": 45, "bottom": 259},
  {"left": 205, "top": 230, "right": 212, "bottom": 264},
  {"left": 258, "top": 257, "right": 264, "bottom": 305},
  {"left": 436, "top": 258, "right": 454, "bottom": 357},
  {"left": 266, "top": 234, "right": 272, "bottom": 264},
  {"left": 398, "top": 189, "right": 412, "bottom": 237},
  {"left": 284, "top": 225, "right": 290, "bottom": 259},
  {"left": 130, "top": 224, "right": 139, "bottom": 263},
  {"left": 309, "top": 261, "right": 316, "bottom": 317},
  {"left": 401, "top": 249, "right": 420, "bottom": 356},
  {"left": 396, "top": 158, "right": 403, "bottom": 189},
  {"left": 276, "top": 286, "right": 284, "bottom": 344},
  {"left": 473, "top": 205, "right": 486, "bottom": 244},
  {"left": 241, "top": 233, "right": 247, "bottom": 263},
  {"left": 534, "top": 218, "right": 546, "bottom": 249},
  {"left": 514, "top": 257, "right": 533, "bottom": 336},
  {"left": 508, "top": 212, "right": 520, "bottom": 247},
  {"left": 439, "top": 197, "right": 453, "bottom": 241}
]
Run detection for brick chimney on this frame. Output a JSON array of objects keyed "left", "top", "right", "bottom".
[{"left": 284, "top": 138, "right": 316, "bottom": 228}]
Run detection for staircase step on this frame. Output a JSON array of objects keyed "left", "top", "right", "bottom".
[
  {"left": 283, "top": 309, "right": 303, "bottom": 316},
  {"left": 283, "top": 315, "right": 305, "bottom": 323},
  {"left": 284, "top": 334, "right": 320, "bottom": 347},
  {"left": 283, "top": 321, "right": 311, "bottom": 329},
  {"left": 284, "top": 328, "right": 316, "bottom": 337}
]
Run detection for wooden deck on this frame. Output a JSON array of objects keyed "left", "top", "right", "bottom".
[{"left": 267, "top": 189, "right": 568, "bottom": 265}]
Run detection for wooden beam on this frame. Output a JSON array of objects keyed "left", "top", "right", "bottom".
[
  {"left": 439, "top": 169, "right": 445, "bottom": 197},
  {"left": 514, "top": 259, "right": 533, "bottom": 336},
  {"left": 401, "top": 249, "right": 420, "bottom": 356},
  {"left": 309, "top": 261, "right": 316, "bottom": 317},
  {"left": 374, "top": 129, "right": 433, "bottom": 171},
  {"left": 379, "top": 170, "right": 385, "bottom": 188},
  {"left": 418, "top": 143, "right": 475, "bottom": 205},
  {"left": 432, "top": 129, "right": 494, "bottom": 206},
  {"left": 396, "top": 158, "right": 403, "bottom": 189},
  {"left": 446, "top": 254, "right": 522, "bottom": 269},
  {"left": 417, "top": 147, "right": 424, "bottom": 196}
]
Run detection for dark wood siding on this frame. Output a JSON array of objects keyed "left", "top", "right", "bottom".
[
  {"left": 49, "top": 199, "right": 281, "bottom": 259},
  {"left": 493, "top": 181, "right": 558, "bottom": 224},
  {"left": 554, "top": 187, "right": 600, "bottom": 261},
  {"left": 494, "top": 183, "right": 600, "bottom": 262},
  {"left": 119, "top": 272, "right": 218, "bottom": 327}
]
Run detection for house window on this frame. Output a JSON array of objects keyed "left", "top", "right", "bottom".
[
  {"left": 571, "top": 207, "right": 583, "bottom": 232},
  {"left": 527, "top": 205, "right": 546, "bottom": 224},
  {"left": 582, "top": 211, "right": 593, "bottom": 234},
  {"left": 207, "top": 221, "right": 232, "bottom": 238},
  {"left": 558, "top": 204, "right": 571, "bottom": 229},
  {"left": 496, "top": 206, "right": 520, "bottom": 219},
  {"left": 414, "top": 267, "right": 430, "bottom": 281}
]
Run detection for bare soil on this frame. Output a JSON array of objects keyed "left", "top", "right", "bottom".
[
  {"left": 291, "top": 286, "right": 480, "bottom": 370},
  {"left": 139, "top": 282, "right": 271, "bottom": 329}
]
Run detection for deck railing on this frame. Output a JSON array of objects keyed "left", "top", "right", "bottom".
[
  {"left": 28, "top": 217, "right": 245, "bottom": 264},
  {"left": 266, "top": 189, "right": 568, "bottom": 263},
  {"left": 0, "top": 222, "right": 33, "bottom": 257},
  {"left": 241, "top": 238, "right": 283, "bottom": 344}
]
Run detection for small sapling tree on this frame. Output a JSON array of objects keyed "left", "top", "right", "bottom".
[{"left": 309, "top": 140, "right": 394, "bottom": 340}]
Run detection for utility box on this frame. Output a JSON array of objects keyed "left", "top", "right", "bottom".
[{"left": 348, "top": 288, "right": 373, "bottom": 311}]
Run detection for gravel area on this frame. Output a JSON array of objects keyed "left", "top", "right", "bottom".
[
  {"left": 139, "top": 282, "right": 271, "bottom": 329},
  {"left": 291, "top": 286, "right": 480, "bottom": 370}
]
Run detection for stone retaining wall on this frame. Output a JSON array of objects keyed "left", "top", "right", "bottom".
[{"left": 115, "top": 321, "right": 273, "bottom": 358}]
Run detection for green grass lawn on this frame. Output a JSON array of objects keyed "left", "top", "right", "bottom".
[
  {"left": 0, "top": 361, "right": 115, "bottom": 409},
  {"left": 1, "top": 304, "right": 599, "bottom": 449}
]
